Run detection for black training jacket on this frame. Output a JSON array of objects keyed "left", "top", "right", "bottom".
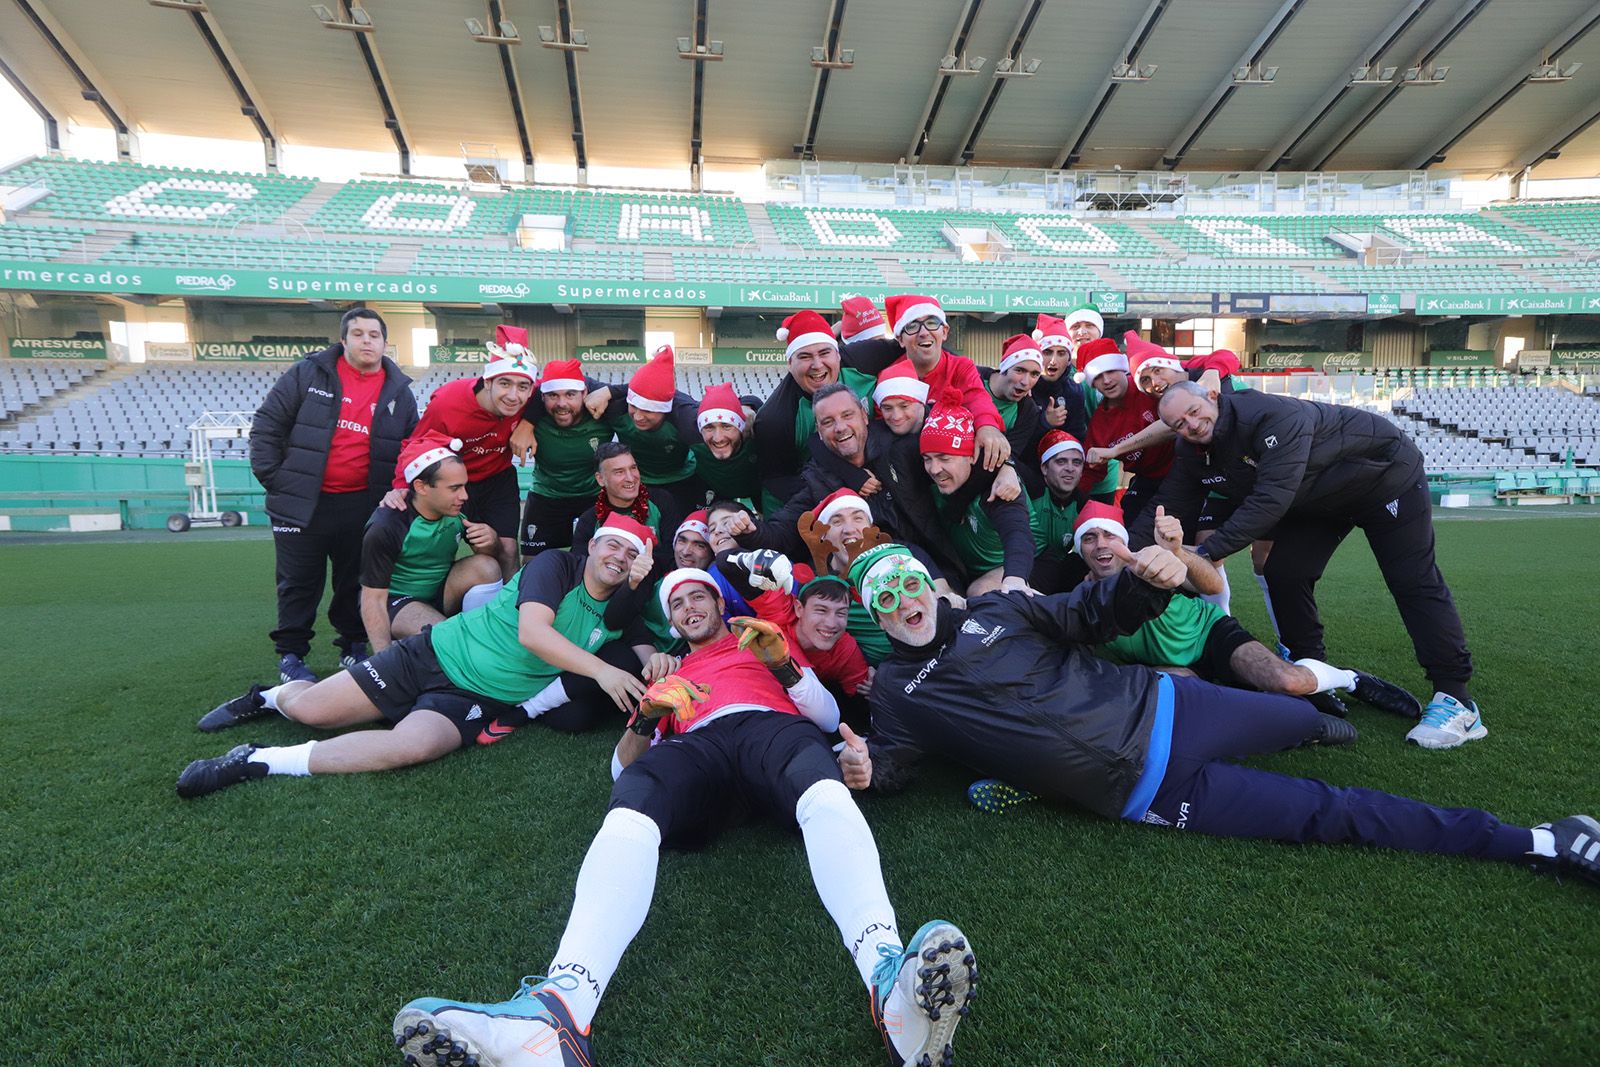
[
  {"left": 1131, "top": 388, "right": 1423, "bottom": 560},
  {"left": 249, "top": 344, "right": 418, "bottom": 528},
  {"left": 867, "top": 574, "right": 1173, "bottom": 819}
]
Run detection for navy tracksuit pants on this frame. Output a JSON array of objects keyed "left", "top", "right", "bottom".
[{"left": 1141, "top": 675, "right": 1530, "bottom": 861}]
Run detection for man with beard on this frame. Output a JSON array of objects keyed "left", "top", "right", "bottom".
[
  {"left": 1076, "top": 337, "right": 1173, "bottom": 527},
  {"left": 392, "top": 566, "right": 977, "bottom": 1067},
  {"left": 880, "top": 294, "right": 1009, "bottom": 472},
  {"left": 1144, "top": 381, "right": 1482, "bottom": 750},
  {"left": 381, "top": 325, "right": 536, "bottom": 579},
  {"left": 690, "top": 382, "right": 768, "bottom": 511},
  {"left": 178, "top": 516, "right": 657, "bottom": 796},
  {"left": 836, "top": 543, "right": 1600, "bottom": 889},
  {"left": 976, "top": 334, "right": 1045, "bottom": 495},
  {"left": 751, "top": 306, "right": 893, "bottom": 503},
  {"left": 571, "top": 442, "right": 674, "bottom": 577},
  {"left": 920, "top": 392, "right": 1035, "bottom": 596},
  {"left": 582, "top": 345, "right": 704, "bottom": 515},
  {"left": 512, "top": 356, "right": 609, "bottom": 558},
  {"left": 1028, "top": 430, "right": 1090, "bottom": 595}
]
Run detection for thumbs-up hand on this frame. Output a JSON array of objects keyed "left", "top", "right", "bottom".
[
  {"left": 1111, "top": 540, "right": 1186, "bottom": 590},
  {"left": 1153, "top": 505, "right": 1184, "bottom": 555},
  {"left": 836, "top": 722, "right": 873, "bottom": 790},
  {"left": 1044, "top": 397, "right": 1067, "bottom": 427}
]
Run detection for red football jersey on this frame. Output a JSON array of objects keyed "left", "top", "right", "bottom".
[
  {"left": 394, "top": 377, "right": 525, "bottom": 487},
  {"left": 1083, "top": 378, "right": 1173, "bottom": 485}
]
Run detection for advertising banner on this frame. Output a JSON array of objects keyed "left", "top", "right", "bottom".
[
  {"left": 193, "top": 341, "right": 320, "bottom": 361},
  {"left": 7, "top": 336, "right": 107, "bottom": 359},
  {"left": 1427, "top": 349, "right": 1496, "bottom": 367}
]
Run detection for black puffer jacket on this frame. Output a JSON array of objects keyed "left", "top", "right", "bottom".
[
  {"left": 1131, "top": 388, "right": 1423, "bottom": 560},
  {"left": 867, "top": 573, "right": 1174, "bottom": 818},
  {"left": 250, "top": 344, "right": 418, "bottom": 527}
]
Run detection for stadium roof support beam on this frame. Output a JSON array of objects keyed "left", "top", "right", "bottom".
[
  {"left": 1161, "top": 0, "right": 1307, "bottom": 170},
  {"left": 1308, "top": 0, "right": 1493, "bottom": 172},
  {"left": 555, "top": 0, "right": 589, "bottom": 181},
  {"left": 1052, "top": 0, "right": 1171, "bottom": 169},
  {"left": 688, "top": 0, "right": 710, "bottom": 188},
  {"left": 1407, "top": 2, "right": 1600, "bottom": 170},
  {"left": 1510, "top": 96, "right": 1600, "bottom": 172},
  {"left": 905, "top": 0, "right": 984, "bottom": 165},
  {"left": 796, "top": 0, "right": 848, "bottom": 162},
  {"left": 488, "top": 0, "right": 535, "bottom": 178},
  {"left": 9, "top": 0, "right": 134, "bottom": 159},
  {"left": 160, "top": 2, "right": 283, "bottom": 171},
  {"left": 333, "top": 0, "right": 413, "bottom": 174},
  {"left": 1255, "top": 0, "right": 1432, "bottom": 172},
  {"left": 0, "top": 52, "right": 59, "bottom": 151},
  {"left": 952, "top": 0, "right": 1047, "bottom": 165}
]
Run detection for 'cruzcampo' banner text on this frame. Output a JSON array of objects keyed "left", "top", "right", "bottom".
[{"left": 7, "top": 336, "right": 106, "bottom": 359}]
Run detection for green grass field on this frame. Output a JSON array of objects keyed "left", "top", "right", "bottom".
[{"left": 4, "top": 513, "right": 1598, "bottom": 1065}]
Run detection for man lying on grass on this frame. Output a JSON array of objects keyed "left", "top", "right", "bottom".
[
  {"left": 840, "top": 542, "right": 1600, "bottom": 888},
  {"left": 175, "top": 516, "right": 659, "bottom": 797},
  {"left": 391, "top": 567, "right": 976, "bottom": 1067}
]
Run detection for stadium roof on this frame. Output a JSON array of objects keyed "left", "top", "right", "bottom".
[{"left": 2, "top": 0, "right": 1599, "bottom": 181}]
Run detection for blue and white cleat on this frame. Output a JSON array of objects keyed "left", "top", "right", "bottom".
[
  {"left": 393, "top": 974, "right": 592, "bottom": 1067},
  {"left": 870, "top": 920, "right": 978, "bottom": 1067},
  {"left": 966, "top": 779, "right": 1036, "bottom": 815},
  {"left": 1405, "top": 693, "right": 1488, "bottom": 749}
]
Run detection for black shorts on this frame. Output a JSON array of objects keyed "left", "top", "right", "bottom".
[
  {"left": 608, "top": 710, "right": 842, "bottom": 849},
  {"left": 1119, "top": 474, "right": 1163, "bottom": 528},
  {"left": 387, "top": 593, "right": 444, "bottom": 624},
  {"left": 465, "top": 466, "right": 520, "bottom": 540},
  {"left": 520, "top": 491, "right": 595, "bottom": 556},
  {"left": 1191, "top": 614, "right": 1257, "bottom": 686},
  {"left": 348, "top": 633, "right": 521, "bottom": 745}
]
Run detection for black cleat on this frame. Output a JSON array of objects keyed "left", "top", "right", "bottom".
[
  {"left": 339, "top": 642, "right": 369, "bottom": 672},
  {"left": 1307, "top": 713, "right": 1359, "bottom": 748},
  {"left": 278, "top": 653, "right": 317, "bottom": 685},
  {"left": 1350, "top": 670, "right": 1424, "bottom": 720},
  {"left": 1538, "top": 815, "right": 1600, "bottom": 887},
  {"left": 197, "top": 685, "right": 272, "bottom": 733},
  {"left": 1305, "top": 690, "right": 1348, "bottom": 718},
  {"left": 176, "top": 743, "right": 268, "bottom": 799}
]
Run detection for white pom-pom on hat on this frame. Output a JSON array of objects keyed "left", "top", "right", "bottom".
[
  {"left": 1032, "top": 329, "right": 1044, "bottom": 342},
  {"left": 775, "top": 326, "right": 790, "bottom": 342},
  {"left": 449, "top": 437, "right": 463, "bottom": 451}
]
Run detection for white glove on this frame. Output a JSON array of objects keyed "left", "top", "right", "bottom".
[{"left": 731, "top": 549, "right": 794, "bottom": 594}]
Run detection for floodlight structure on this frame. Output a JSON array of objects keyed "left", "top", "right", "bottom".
[
  {"left": 1400, "top": 64, "right": 1449, "bottom": 85},
  {"left": 939, "top": 53, "right": 987, "bottom": 77},
  {"left": 678, "top": 37, "right": 724, "bottom": 60},
  {"left": 1110, "top": 61, "right": 1157, "bottom": 82},
  {"left": 311, "top": 3, "right": 373, "bottom": 32},
  {"left": 810, "top": 44, "right": 855, "bottom": 70},
  {"left": 994, "top": 57, "right": 1042, "bottom": 79},
  {"left": 1350, "top": 65, "right": 1397, "bottom": 85},
  {"left": 1232, "top": 63, "right": 1279, "bottom": 86},
  {"left": 538, "top": 24, "right": 588, "bottom": 50},
  {"left": 466, "top": 18, "right": 521, "bottom": 45},
  {"left": 1528, "top": 60, "right": 1582, "bottom": 83}
]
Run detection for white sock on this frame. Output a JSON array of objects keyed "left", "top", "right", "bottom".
[
  {"left": 461, "top": 580, "right": 504, "bottom": 614},
  {"left": 260, "top": 685, "right": 284, "bottom": 712},
  {"left": 1198, "top": 560, "right": 1231, "bottom": 613},
  {"left": 1529, "top": 827, "right": 1556, "bottom": 858},
  {"left": 248, "top": 740, "right": 316, "bottom": 776},
  {"left": 521, "top": 678, "right": 570, "bottom": 719},
  {"left": 796, "top": 779, "right": 900, "bottom": 989},
  {"left": 546, "top": 807, "right": 661, "bottom": 1030},
  {"left": 1255, "top": 572, "right": 1281, "bottom": 639},
  {"left": 1294, "top": 658, "right": 1359, "bottom": 694}
]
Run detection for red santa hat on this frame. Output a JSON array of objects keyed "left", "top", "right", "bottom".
[
  {"left": 1075, "top": 337, "right": 1128, "bottom": 385},
  {"left": 483, "top": 325, "right": 538, "bottom": 382},
  {"left": 872, "top": 357, "right": 930, "bottom": 408},
  {"left": 919, "top": 389, "right": 975, "bottom": 458},
  {"left": 1063, "top": 304, "right": 1105, "bottom": 338},
  {"left": 657, "top": 566, "right": 720, "bottom": 616},
  {"left": 814, "top": 487, "right": 873, "bottom": 526},
  {"left": 399, "top": 430, "right": 463, "bottom": 485},
  {"left": 696, "top": 382, "right": 746, "bottom": 433},
  {"left": 1072, "top": 501, "right": 1128, "bottom": 558},
  {"left": 1125, "top": 330, "right": 1185, "bottom": 392},
  {"left": 539, "top": 357, "right": 585, "bottom": 394},
  {"left": 834, "top": 295, "right": 890, "bottom": 344},
  {"left": 1184, "top": 348, "right": 1241, "bottom": 377},
  {"left": 675, "top": 509, "right": 710, "bottom": 540},
  {"left": 776, "top": 309, "right": 837, "bottom": 362},
  {"left": 885, "top": 294, "right": 946, "bottom": 338},
  {"left": 627, "top": 345, "right": 676, "bottom": 413},
  {"left": 998, "top": 333, "right": 1045, "bottom": 375},
  {"left": 1037, "top": 429, "right": 1084, "bottom": 466},
  {"left": 1032, "top": 313, "right": 1072, "bottom": 350},
  {"left": 593, "top": 512, "right": 656, "bottom": 557}
]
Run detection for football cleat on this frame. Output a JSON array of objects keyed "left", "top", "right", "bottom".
[
  {"left": 1406, "top": 693, "right": 1487, "bottom": 749},
  {"left": 278, "top": 653, "right": 317, "bottom": 685},
  {"left": 1536, "top": 815, "right": 1600, "bottom": 887},
  {"left": 965, "top": 779, "right": 1037, "bottom": 815},
  {"left": 393, "top": 974, "right": 592, "bottom": 1067},
  {"left": 870, "top": 920, "right": 977, "bottom": 1067},
  {"left": 1305, "top": 691, "right": 1348, "bottom": 719},
  {"left": 1349, "top": 671, "right": 1423, "bottom": 720},
  {"left": 338, "top": 642, "right": 369, "bottom": 672},
  {"left": 197, "top": 685, "right": 272, "bottom": 733},
  {"left": 176, "top": 743, "right": 267, "bottom": 799},
  {"left": 1306, "top": 713, "right": 1358, "bottom": 748}
]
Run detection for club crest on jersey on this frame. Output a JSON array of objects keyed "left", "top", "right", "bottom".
[
  {"left": 465, "top": 705, "right": 483, "bottom": 721},
  {"left": 1386, "top": 499, "right": 1399, "bottom": 517},
  {"left": 1264, "top": 435, "right": 1278, "bottom": 448},
  {"left": 589, "top": 627, "right": 603, "bottom": 646},
  {"left": 960, "top": 619, "right": 988, "bottom": 637}
]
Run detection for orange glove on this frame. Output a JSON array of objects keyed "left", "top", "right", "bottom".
[
  {"left": 730, "top": 616, "right": 803, "bottom": 687},
  {"left": 630, "top": 674, "right": 712, "bottom": 734}
]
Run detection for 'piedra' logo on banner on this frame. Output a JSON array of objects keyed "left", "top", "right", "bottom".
[
  {"left": 478, "top": 282, "right": 531, "bottom": 299},
  {"left": 174, "top": 273, "right": 237, "bottom": 293}
]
